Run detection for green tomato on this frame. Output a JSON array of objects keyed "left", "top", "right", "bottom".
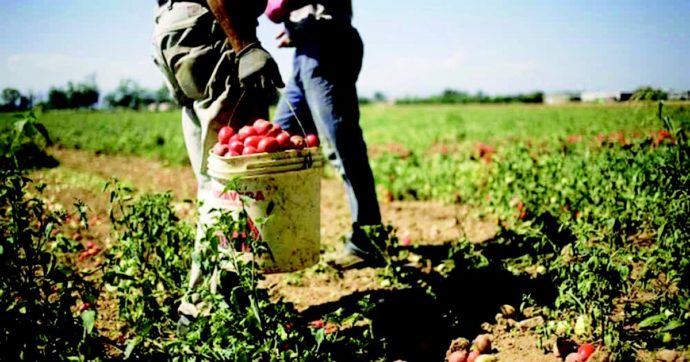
[{"left": 574, "top": 315, "right": 589, "bottom": 336}]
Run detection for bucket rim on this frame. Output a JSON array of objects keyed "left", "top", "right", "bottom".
[{"left": 209, "top": 147, "right": 322, "bottom": 162}]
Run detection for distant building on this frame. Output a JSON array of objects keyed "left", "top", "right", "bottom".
[
  {"left": 147, "top": 102, "right": 175, "bottom": 112},
  {"left": 158, "top": 102, "right": 174, "bottom": 111},
  {"left": 668, "top": 90, "right": 690, "bottom": 101},
  {"left": 581, "top": 91, "right": 633, "bottom": 103},
  {"left": 544, "top": 92, "right": 580, "bottom": 105}
]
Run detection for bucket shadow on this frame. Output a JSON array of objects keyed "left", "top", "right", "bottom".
[
  {"left": 300, "top": 237, "right": 559, "bottom": 362},
  {"left": 301, "top": 286, "right": 449, "bottom": 362}
]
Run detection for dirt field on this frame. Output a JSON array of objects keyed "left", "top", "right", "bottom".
[{"left": 28, "top": 147, "right": 636, "bottom": 361}]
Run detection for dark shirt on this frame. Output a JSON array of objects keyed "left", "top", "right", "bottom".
[
  {"left": 285, "top": 0, "right": 353, "bottom": 41},
  {"left": 158, "top": 0, "right": 207, "bottom": 6}
]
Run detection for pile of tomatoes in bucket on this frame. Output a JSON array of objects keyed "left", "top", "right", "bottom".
[{"left": 212, "top": 119, "right": 320, "bottom": 157}]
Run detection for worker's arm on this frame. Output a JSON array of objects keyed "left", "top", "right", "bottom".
[
  {"left": 206, "top": 0, "right": 263, "bottom": 53},
  {"left": 265, "top": 0, "right": 311, "bottom": 23},
  {"left": 206, "top": 0, "right": 284, "bottom": 90}
]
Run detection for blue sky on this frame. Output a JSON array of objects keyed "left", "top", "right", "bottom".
[{"left": 1, "top": 0, "right": 688, "bottom": 98}]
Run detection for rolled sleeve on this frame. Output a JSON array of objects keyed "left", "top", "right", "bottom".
[{"left": 265, "top": 0, "right": 289, "bottom": 23}]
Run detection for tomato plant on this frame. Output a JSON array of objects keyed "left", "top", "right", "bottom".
[{"left": 0, "top": 124, "right": 101, "bottom": 360}]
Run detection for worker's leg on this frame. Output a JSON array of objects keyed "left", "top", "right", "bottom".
[
  {"left": 297, "top": 27, "right": 383, "bottom": 260},
  {"left": 273, "top": 62, "right": 316, "bottom": 135},
  {"left": 153, "top": 1, "right": 267, "bottom": 329}
]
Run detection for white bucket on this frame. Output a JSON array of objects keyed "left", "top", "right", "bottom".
[{"left": 202, "top": 148, "right": 324, "bottom": 273}]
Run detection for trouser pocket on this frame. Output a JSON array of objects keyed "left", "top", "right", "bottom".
[
  {"left": 172, "top": 42, "right": 216, "bottom": 101},
  {"left": 152, "top": 2, "right": 223, "bottom": 105}
]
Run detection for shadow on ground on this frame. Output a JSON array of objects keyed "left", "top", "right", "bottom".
[{"left": 300, "top": 236, "right": 559, "bottom": 362}]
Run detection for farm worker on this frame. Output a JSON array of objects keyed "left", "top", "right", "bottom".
[
  {"left": 152, "top": 0, "right": 283, "bottom": 332},
  {"left": 265, "top": 0, "right": 385, "bottom": 268}
]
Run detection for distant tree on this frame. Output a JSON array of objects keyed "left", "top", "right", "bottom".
[
  {"left": 155, "top": 84, "right": 173, "bottom": 104},
  {"left": 631, "top": 87, "right": 668, "bottom": 101},
  {"left": 518, "top": 91, "right": 544, "bottom": 104},
  {"left": 395, "top": 89, "right": 545, "bottom": 105},
  {"left": 0, "top": 88, "right": 31, "bottom": 111},
  {"left": 475, "top": 90, "right": 491, "bottom": 103},
  {"left": 47, "top": 88, "right": 70, "bottom": 110},
  {"left": 66, "top": 80, "right": 99, "bottom": 108},
  {"left": 44, "top": 77, "right": 99, "bottom": 110},
  {"left": 17, "top": 95, "right": 31, "bottom": 110},
  {"left": 104, "top": 79, "right": 152, "bottom": 109},
  {"left": 373, "top": 91, "right": 387, "bottom": 103}
]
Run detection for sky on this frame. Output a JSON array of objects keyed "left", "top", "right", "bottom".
[{"left": 0, "top": 0, "right": 689, "bottom": 98}]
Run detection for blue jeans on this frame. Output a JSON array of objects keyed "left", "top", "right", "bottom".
[{"left": 273, "top": 26, "right": 382, "bottom": 257}]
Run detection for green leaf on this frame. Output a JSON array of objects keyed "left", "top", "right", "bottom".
[
  {"left": 313, "top": 328, "right": 325, "bottom": 351},
  {"left": 249, "top": 295, "right": 263, "bottom": 330},
  {"left": 33, "top": 122, "right": 52, "bottom": 146},
  {"left": 124, "top": 336, "right": 142, "bottom": 359},
  {"left": 639, "top": 314, "right": 665, "bottom": 328},
  {"left": 657, "top": 223, "right": 666, "bottom": 239},
  {"left": 12, "top": 119, "right": 28, "bottom": 147},
  {"left": 81, "top": 310, "right": 96, "bottom": 334},
  {"left": 13, "top": 119, "right": 28, "bottom": 134},
  {"left": 661, "top": 319, "right": 684, "bottom": 332}
]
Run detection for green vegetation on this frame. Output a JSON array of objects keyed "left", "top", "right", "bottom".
[
  {"left": 2, "top": 103, "right": 687, "bottom": 165},
  {"left": 470, "top": 107, "right": 690, "bottom": 357},
  {"left": 1, "top": 160, "right": 101, "bottom": 360},
  {"left": 396, "top": 89, "right": 544, "bottom": 104},
  {"left": 1, "top": 103, "right": 689, "bottom": 360}
]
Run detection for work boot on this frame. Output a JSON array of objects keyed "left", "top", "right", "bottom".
[
  {"left": 176, "top": 314, "right": 194, "bottom": 337},
  {"left": 176, "top": 297, "right": 202, "bottom": 337},
  {"left": 328, "top": 224, "right": 388, "bottom": 270}
]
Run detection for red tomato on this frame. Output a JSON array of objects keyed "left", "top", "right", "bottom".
[
  {"left": 86, "top": 241, "right": 96, "bottom": 249},
  {"left": 473, "top": 334, "right": 492, "bottom": 354},
  {"left": 218, "top": 126, "right": 234, "bottom": 144},
  {"left": 253, "top": 119, "right": 270, "bottom": 127},
  {"left": 244, "top": 135, "right": 261, "bottom": 148},
  {"left": 253, "top": 119, "right": 272, "bottom": 135},
  {"left": 238, "top": 125, "right": 256, "bottom": 141},
  {"left": 229, "top": 141, "right": 244, "bottom": 154},
  {"left": 266, "top": 124, "right": 283, "bottom": 137},
  {"left": 78, "top": 302, "right": 91, "bottom": 312},
  {"left": 324, "top": 322, "right": 338, "bottom": 334},
  {"left": 242, "top": 146, "right": 258, "bottom": 155},
  {"left": 309, "top": 320, "right": 324, "bottom": 329},
  {"left": 212, "top": 143, "right": 229, "bottom": 156},
  {"left": 467, "top": 350, "right": 480, "bottom": 362},
  {"left": 229, "top": 150, "right": 241, "bottom": 157},
  {"left": 258, "top": 137, "right": 279, "bottom": 153},
  {"left": 565, "top": 353, "right": 585, "bottom": 362},
  {"left": 276, "top": 131, "right": 291, "bottom": 148},
  {"left": 448, "top": 350, "right": 468, "bottom": 362},
  {"left": 290, "top": 135, "right": 306, "bottom": 150},
  {"left": 577, "top": 343, "right": 595, "bottom": 360},
  {"left": 306, "top": 133, "right": 320, "bottom": 147}
]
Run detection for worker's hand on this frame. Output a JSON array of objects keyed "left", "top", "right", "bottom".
[
  {"left": 276, "top": 30, "right": 293, "bottom": 48},
  {"left": 237, "top": 43, "right": 285, "bottom": 90}
]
